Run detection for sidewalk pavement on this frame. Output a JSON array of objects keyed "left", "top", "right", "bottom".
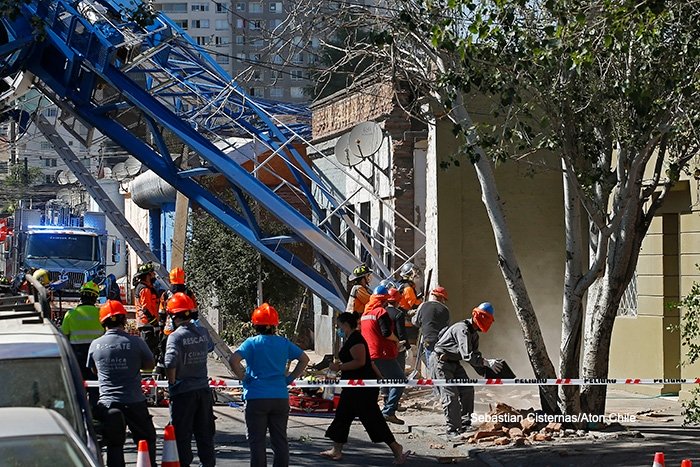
[{"left": 205, "top": 353, "right": 700, "bottom": 466}]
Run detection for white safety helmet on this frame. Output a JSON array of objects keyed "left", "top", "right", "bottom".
[{"left": 399, "top": 262, "right": 419, "bottom": 280}]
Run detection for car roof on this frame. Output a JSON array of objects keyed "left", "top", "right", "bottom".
[
  {"left": 0, "top": 313, "right": 62, "bottom": 357},
  {"left": 0, "top": 407, "right": 69, "bottom": 437}
]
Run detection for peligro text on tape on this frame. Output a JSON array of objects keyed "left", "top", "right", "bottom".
[{"left": 84, "top": 377, "right": 700, "bottom": 389}]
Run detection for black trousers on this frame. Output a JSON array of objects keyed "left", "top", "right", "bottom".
[
  {"left": 94, "top": 401, "right": 156, "bottom": 467},
  {"left": 170, "top": 387, "right": 217, "bottom": 467},
  {"left": 139, "top": 327, "right": 160, "bottom": 362},
  {"left": 325, "top": 387, "right": 396, "bottom": 445}
]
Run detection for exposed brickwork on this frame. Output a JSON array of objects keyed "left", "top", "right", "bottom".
[{"left": 312, "top": 83, "right": 395, "bottom": 140}]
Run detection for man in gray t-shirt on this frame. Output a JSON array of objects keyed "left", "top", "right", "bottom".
[
  {"left": 87, "top": 300, "right": 156, "bottom": 467},
  {"left": 431, "top": 302, "right": 503, "bottom": 438},
  {"left": 164, "top": 292, "right": 216, "bottom": 467}
]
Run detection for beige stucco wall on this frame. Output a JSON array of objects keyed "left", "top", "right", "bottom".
[
  {"left": 609, "top": 178, "right": 700, "bottom": 396},
  {"left": 431, "top": 120, "right": 565, "bottom": 377}
]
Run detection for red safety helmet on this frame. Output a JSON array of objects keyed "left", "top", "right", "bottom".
[
  {"left": 167, "top": 292, "right": 196, "bottom": 315},
  {"left": 169, "top": 267, "right": 185, "bottom": 285},
  {"left": 431, "top": 286, "right": 448, "bottom": 300},
  {"left": 387, "top": 288, "right": 401, "bottom": 303},
  {"left": 99, "top": 300, "right": 127, "bottom": 324},
  {"left": 251, "top": 303, "right": 279, "bottom": 326}
]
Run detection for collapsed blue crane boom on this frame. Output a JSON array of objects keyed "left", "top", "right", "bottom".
[{"left": 0, "top": 0, "right": 372, "bottom": 311}]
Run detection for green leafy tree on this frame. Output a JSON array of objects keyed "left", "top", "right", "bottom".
[
  {"left": 185, "top": 210, "right": 304, "bottom": 346},
  {"left": 675, "top": 270, "right": 700, "bottom": 425},
  {"left": 301, "top": 0, "right": 700, "bottom": 414},
  {"left": 4, "top": 163, "right": 43, "bottom": 188}
]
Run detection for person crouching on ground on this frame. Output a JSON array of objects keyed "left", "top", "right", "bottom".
[
  {"left": 164, "top": 292, "right": 216, "bottom": 467},
  {"left": 230, "top": 303, "right": 310, "bottom": 467},
  {"left": 431, "top": 302, "right": 504, "bottom": 438},
  {"left": 321, "top": 312, "right": 411, "bottom": 465}
]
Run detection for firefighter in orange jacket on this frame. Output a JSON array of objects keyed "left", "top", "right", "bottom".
[
  {"left": 397, "top": 262, "right": 422, "bottom": 315},
  {"left": 346, "top": 265, "right": 372, "bottom": 318},
  {"left": 133, "top": 262, "right": 160, "bottom": 359},
  {"left": 156, "top": 267, "right": 198, "bottom": 377}
]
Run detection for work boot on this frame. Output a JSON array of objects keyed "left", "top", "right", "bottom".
[{"left": 384, "top": 414, "right": 405, "bottom": 425}]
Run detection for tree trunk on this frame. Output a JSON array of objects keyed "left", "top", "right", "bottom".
[
  {"left": 559, "top": 162, "right": 584, "bottom": 416},
  {"left": 453, "top": 103, "right": 558, "bottom": 413},
  {"left": 580, "top": 276, "right": 618, "bottom": 414}
]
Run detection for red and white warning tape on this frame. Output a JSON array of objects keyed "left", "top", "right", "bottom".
[{"left": 84, "top": 377, "right": 700, "bottom": 389}]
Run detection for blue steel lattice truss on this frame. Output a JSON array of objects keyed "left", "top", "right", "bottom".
[{"left": 0, "top": 0, "right": 378, "bottom": 311}]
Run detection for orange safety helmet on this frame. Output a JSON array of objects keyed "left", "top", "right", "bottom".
[
  {"left": 166, "top": 292, "right": 196, "bottom": 315},
  {"left": 100, "top": 300, "right": 127, "bottom": 324},
  {"left": 169, "top": 267, "right": 185, "bottom": 285},
  {"left": 431, "top": 286, "right": 448, "bottom": 300},
  {"left": 251, "top": 303, "right": 279, "bottom": 326}
]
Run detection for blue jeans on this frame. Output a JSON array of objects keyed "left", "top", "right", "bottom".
[{"left": 373, "top": 358, "right": 405, "bottom": 417}]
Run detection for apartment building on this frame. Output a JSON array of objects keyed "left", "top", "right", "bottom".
[{"left": 153, "top": 0, "right": 316, "bottom": 103}]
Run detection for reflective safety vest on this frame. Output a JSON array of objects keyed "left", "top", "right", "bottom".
[{"left": 61, "top": 304, "right": 104, "bottom": 345}]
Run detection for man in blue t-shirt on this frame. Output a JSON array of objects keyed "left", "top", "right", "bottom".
[
  {"left": 87, "top": 300, "right": 156, "bottom": 467},
  {"left": 230, "top": 303, "right": 309, "bottom": 467},
  {"left": 164, "top": 292, "right": 216, "bottom": 467}
]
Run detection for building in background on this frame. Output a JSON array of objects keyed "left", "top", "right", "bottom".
[{"left": 153, "top": 0, "right": 317, "bottom": 103}]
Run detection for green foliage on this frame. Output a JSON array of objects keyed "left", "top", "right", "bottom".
[
  {"left": 3, "top": 163, "right": 43, "bottom": 188},
  {"left": 673, "top": 271, "right": 700, "bottom": 425},
  {"left": 185, "top": 210, "right": 303, "bottom": 346}
]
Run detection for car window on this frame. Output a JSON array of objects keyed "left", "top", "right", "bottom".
[
  {"left": 0, "top": 434, "right": 92, "bottom": 466},
  {"left": 0, "top": 358, "right": 78, "bottom": 431}
]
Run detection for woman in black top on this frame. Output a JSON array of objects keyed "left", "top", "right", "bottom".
[{"left": 320, "top": 312, "right": 411, "bottom": 464}]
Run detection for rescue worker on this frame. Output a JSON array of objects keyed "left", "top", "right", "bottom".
[
  {"left": 33, "top": 268, "right": 50, "bottom": 287},
  {"left": 346, "top": 264, "right": 372, "bottom": 318},
  {"left": 164, "top": 292, "right": 216, "bottom": 467},
  {"left": 412, "top": 286, "right": 451, "bottom": 365},
  {"left": 361, "top": 285, "right": 405, "bottom": 425},
  {"left": 230, "top": 303, "right": 309, "bottom": 467},
  {"left": 386, "top": 287, "right": 409, "bottom": 374},
  {"left": 396, "top": 263, "right": 422, "bottom": 316},
  {"left": 133, "top": 262, "right": 160, "bottom": 360},
  {"left": 87, "top": 300, "right": 157, "bottom": 467},
  {"left": 156, "top": 267, "right": 197, "bottom": 377},
  {"left": 61, "top": 280, "right": 103, "bottom": 407},
  {"left": 431, "top": 302, "right": 504, "bottom": 438}
]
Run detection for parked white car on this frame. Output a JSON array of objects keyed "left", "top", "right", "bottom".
[{"left": 0, "top": 407, "right": 99, "bottom": 466}]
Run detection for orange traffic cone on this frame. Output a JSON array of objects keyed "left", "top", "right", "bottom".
[
  {"left": 136, "top": 440, "right": 151, "bottom": 467},
  {"left": 162, "top": 424, "right": 180, "bottom": 467},
  {"left": 653, "top": 453, "right": 665, "bottom": 467},
  {"left": 681, "top": 460, "right": 692, "bottom": 467}
]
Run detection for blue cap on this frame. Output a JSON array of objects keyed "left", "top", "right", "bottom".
[
  {"left": 373, "top": 285, "right": 390, "bottom": 296},
  {"left": 476, "top": 302, "right": 494, "bottom": 315}
]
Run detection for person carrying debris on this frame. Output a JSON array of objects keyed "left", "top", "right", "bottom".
[
  {"left": 412, "top": 286, "right": 451, "bottom": 365},
  {"left": 396, "top": 262, "right": 422, "bottom": 315},
  {"left": 156, "top": 267, "right": 198, "bottom": 378},
  {"left": 321, "top": 312, "right": 411, "bottom": 464},
  {"left": 361, "top": 284, "right": 405, "bottom": 425},
  {"left": 61, "top": 280, "right": 103, "bottom": 407},
  {"left": 431, "top": 302, "right": 503, "bottom": 438},
  {"left": 87, "top": 300, "right": 157, "bottom": 467},
  {"left": 346, "top": 264, "right": 373, "bottom": 318},
  {"left": 133, "top": 262, "right": 160, "bottom": 360},
  {"left": 164, "top": 292, "right": 216, "bottom": 467},
  {"left": 230, "top": 303, "right": 309, "bottom": 467}
]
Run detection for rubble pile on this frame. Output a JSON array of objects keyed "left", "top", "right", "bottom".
[{"left": 465, "top": 403, "right": 596, "bottom": 446}]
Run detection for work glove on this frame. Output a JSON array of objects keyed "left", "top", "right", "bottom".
[{"left": 485, "top": 359, "right": 504, "bottom": 373}]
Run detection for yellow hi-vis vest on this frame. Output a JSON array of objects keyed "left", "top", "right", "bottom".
[{"left": 61, "top": 304, "right": 104, "bottom": 345}]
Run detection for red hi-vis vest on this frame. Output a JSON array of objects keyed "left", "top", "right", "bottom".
[{"left": 360, "top": 306, "right": 398, "bottom": 360}]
